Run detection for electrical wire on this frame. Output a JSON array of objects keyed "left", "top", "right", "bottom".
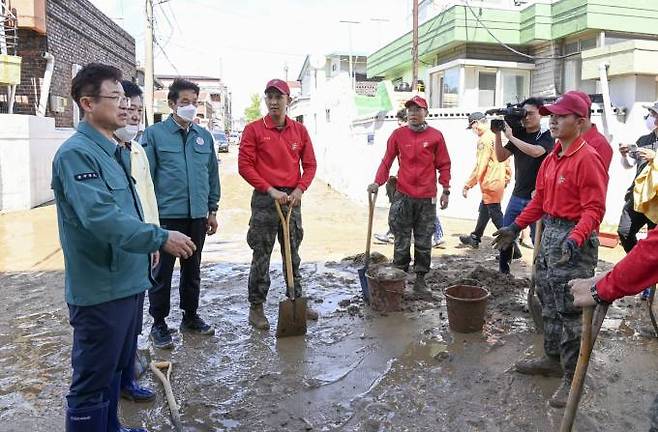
[
  {"left": 462, "top": 0, "right": 580, "bottom": 60},
  {"left": 154, "top": 36, "right": 181, "bottom": 74}
]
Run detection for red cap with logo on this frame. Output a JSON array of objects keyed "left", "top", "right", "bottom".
[
  {"left": 538, "top": 93, "right": 589, "bottom": 118},
  {"left": 565, "top": 90, "right": 592, "bottom": 108},
  {"left": 265, "top": 79, "right": 290, "bottom": 96},
  {"left": 404, "top": 95, "right": 428, "bottom": 110}
]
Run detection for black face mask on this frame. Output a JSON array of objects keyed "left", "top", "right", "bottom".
[{"left": 408, "top": 122, "right": 428, "bottom": 133}]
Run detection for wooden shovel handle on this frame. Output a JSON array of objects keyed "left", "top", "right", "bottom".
[
  {"left": 275, "top": 201, "right": 295, "bottom": 300},
  {"left": 150, "top": 361, "right": 183, "bottom": 431},
  {"left": 365, "top": 190, "right": 377, "bottom": 266}
]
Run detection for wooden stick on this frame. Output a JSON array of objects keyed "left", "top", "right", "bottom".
[
  {"left": 150, "top": 361, "right": 183, "bottom": 431},
  {"left": 648, "top": 285, "right": 657, "bottom": 338}
]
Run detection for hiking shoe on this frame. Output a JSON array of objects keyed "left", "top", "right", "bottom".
[
  {"left": 514, "top": 356, "right": 563, "bottom": 377},
  {"left": 180, "top": 313, "right": 215, "bottom": 335},
  {"left": 432, "top": 238, "right": 446, "bottom": 248},
  {"left": 459, "top": 234, "right": 479, "bottom": 249},
  {"left": 150, "top": 322, "right": 174, "bottom": 350},
  {"left": 306, "top": 307, "right": 319, "bottom": 321},
  {"left": 374, "top": 232, "right": 394, "bottom": 243},
  {"left": 249, "top": 303, "right": 270, "bottom": 330},
  {"left": 549, "top": 378, "right": 572, "bottom": 408}
]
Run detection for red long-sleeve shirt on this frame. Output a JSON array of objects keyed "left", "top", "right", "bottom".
[
  {"left": 582, "top": 124, "right": 613, "bottom": 171},
  {"left": 374, "top": 126, "right": 451, "bottom": 199},
  {"left": 597, "top": 226, "right": 658, "bottom": 302},
  {"left": 514, "top": 137, "right": 608, "bottom": 246},
  {"left": 238, "top": 115, "right": 317, "bottom": 192}
]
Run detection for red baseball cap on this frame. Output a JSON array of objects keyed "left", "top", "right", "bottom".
[
  {"left": 538, "top": 93, "right": 588, "bottom": 118},
  {"left": 265, "top": 79, "right": 290, "bottom": 96},
  {"left": 565, "top": 90, "right": 592, "bottom": 108},
  {"left": 405, "top": 95, "right": 428, "bottom": 110}
]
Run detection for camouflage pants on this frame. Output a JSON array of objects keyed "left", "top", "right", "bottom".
[
  {"left": 535, "top": 216, "right": 599, "bottom": 378},
  {"left": 388, "top": 191, "right": 436, "bottom": 274},
  {"left": 650, "top": 394, "right": 658, "bottom": 432},
  {"left": 246, "top": 190, "right": 304, "bottom": 305}
]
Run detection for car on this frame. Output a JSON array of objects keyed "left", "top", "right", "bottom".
[
  {"left": 213, "top": 131, "right": 229, "bottom": 153},
  {"left": 229, "top": 132, "right": 241, "bottom": 145}
]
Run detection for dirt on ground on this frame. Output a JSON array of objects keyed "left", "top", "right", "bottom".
[{"left": 0, "top": 150, "right": 656, "bottom": 431}]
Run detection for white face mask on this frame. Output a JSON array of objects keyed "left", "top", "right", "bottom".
[
  {"left": 645, "top": 114, "right": 657, "bottom": 131},
  {"left": 176, "top": 104, "right": 197, "bottom": 122},
  {"left": 115, "top": 124, "right": 139, "bottom": 143}
]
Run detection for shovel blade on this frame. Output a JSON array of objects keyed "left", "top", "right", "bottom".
[
  {"left": 276, "top": 297, "right": 308, "bottom": 338},
  {"left": 358, "top": 267, "right": 370, "bottom": 304}
]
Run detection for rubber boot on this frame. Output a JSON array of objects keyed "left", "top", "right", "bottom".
[
  {"left": 66, "top": 401, "right": 109, "bottom": 432},
  {"left": 108, "top": 372, "right": 148, "bottom": 432},
  {"left": 514, "top": 355, "right": 564, "bottom": 378},
  {"left": 413, "top": 273, "right": 432, "bottom": 299},
  {"left": 549, "top": 377, "right": 572, "bottom": 408},
  {"left": 249, "top": 303, "right": 270, "bottom": 330}
]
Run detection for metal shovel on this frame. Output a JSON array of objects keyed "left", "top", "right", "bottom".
[
  {"left": 275, "top": 201, "right": 307, "bottom": 338},
  {"left": 559, "top": 303, "right": 609, "bottom": 432},
  {"left": 358, "top": 190, "right": 377, "bottom": 304}
]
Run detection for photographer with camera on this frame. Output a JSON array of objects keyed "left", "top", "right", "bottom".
[
  {"left": 617, "top": 101, "right": 658, "bottom": 299},
  {"left": 491, "top": 97, "right": 555, "bottom": 274}
]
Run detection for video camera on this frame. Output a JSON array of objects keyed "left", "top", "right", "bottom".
[{"left": 485, "top": 104, "right": 527, "bottom": 133}]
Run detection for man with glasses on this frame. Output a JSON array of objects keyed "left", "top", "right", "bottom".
[
  {"left": 494, "top": 97, "right": 555, "bottom": 274},
  {"left": 142, "top": 78, "right": 221, "bottom": 349},
  {"left": 239, "top": 79, "right": 318, "bottom": 330},
  {"left": 53, "top": 63, "right": 196, "bottom": 431},
  {"left": 112, "top": 80, "right": 159, "bottom": 404},
  {"left": 617, "top": 101, "right": 658, "bottom": 299},
  {"left": 368, "top": 96, "right": 451, "bottom": 295}
]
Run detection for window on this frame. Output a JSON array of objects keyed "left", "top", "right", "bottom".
[
  {"left": 501, "top": 70, "right": 529, "bottom": 104},
  {"left": 478, "top": 71, "right": 496, "bottom": 107},
  {"left": 440, "top": 67, "right": 459, "bottom": 108}
]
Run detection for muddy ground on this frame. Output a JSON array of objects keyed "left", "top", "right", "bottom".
[{"left": 0, "top": 150, "right": 656, "bottom": 431}]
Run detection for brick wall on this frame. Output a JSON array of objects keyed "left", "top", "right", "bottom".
[
  {"left": 13, "top": 29, "right": 48, "bottom": 117},
  {"left": 530, "top": 41, "right": 563, "bottom": 98},
  {"left": 14, "top": 0, "right": 136, "bottom": 127}
]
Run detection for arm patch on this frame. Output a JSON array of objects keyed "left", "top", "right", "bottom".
[{"left": 74, "top": 172, "right": 99, "bottom": 181}]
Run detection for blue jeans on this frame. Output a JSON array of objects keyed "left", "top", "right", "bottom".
[{"left": 500, "top": 195, "right": 536, "bottom": 273}]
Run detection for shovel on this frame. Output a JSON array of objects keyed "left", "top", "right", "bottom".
[
  {"left": 275, "top": 200, "right": 307, "bottom": 338},
  {"left": 358, "top": 190, "right": 377, "bottom": 304},
  {"left": 527, "top": 219, "right": 544, "bottom": 332},
  {"left": 559, "top": 303, "right": 609, "bottom": 432}
]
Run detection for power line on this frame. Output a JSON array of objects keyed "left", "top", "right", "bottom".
[
  {"left": 154, "top": 35, "right": 181, "bottom": 74},
  {"left": 462, "top": 0, "right": 579, "bottom": 60}
]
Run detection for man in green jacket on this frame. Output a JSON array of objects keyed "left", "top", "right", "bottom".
[
  {"left": 142, "top": 78, "right": 221, "bottom": 349},
  {"left": 53, "top": 63, "right": 196, "bottom": 432}
]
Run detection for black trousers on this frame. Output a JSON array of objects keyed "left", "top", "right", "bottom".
[
  {"left": 471, "top": 201, "right": 504, "bottom": 240},
  {"left": 149, "top": 218, "right": 207, "bottom": 324},
  {"left": 618, "top": 195, "right": 656, "bottom": 253}
]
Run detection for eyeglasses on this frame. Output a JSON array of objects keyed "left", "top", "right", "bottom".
[{"left": 95, "top": 95, "right": 132, "bottom": 108}]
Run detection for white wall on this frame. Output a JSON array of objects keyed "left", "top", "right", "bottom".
[{"left": 0, "top": 115, "right": 73, "bottom": 212}]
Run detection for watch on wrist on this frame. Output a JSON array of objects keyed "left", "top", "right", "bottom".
[
  {"left": 442, "top": 189, "right": 451, "bottom": 196},
  {"left": 590, "top": 283, "right": 604, "bottom": 304}
]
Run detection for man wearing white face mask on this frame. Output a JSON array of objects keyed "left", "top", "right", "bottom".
[{"left": 142, "top": 78, "right": 221, "bottom": 349}]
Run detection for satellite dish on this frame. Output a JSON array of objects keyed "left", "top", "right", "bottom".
[{"left": 309, "top": 54, "right": 327, "bottom": 70}]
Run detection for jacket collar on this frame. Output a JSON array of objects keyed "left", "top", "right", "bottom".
[
  {"left": 165, "top": 115, "right": 198, "bottom": 135},
  {"left": 76, "top": 121, "right": 118, "bottom": 157},
  {"left": 262, "top": 114, "right": 290, "bottom": 130},
  {"left": 554, "top": 136, "right": 586, "bottom": 159}
]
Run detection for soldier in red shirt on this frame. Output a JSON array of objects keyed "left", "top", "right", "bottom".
[
  {"left": 238, "top": 79, "right": 318, "bottom": 330},
  {"left": 368, "top": 96, "right": 451, "bottom": 295},
  {"left": 492, "top": 93, "right": 608, "bottom": 408}
]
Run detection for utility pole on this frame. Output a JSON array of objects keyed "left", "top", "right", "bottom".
[
  {"left": 339, "top": 20, "right": 360, "bottom": 92},
  {"left": 145, "top": 0, "right": 155, "bottom": 126},
  {"left": 412, "top": 0, "right": 419, "bottom": 91}
]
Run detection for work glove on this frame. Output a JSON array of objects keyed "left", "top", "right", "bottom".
[
  {"left": 556, "top": 238, "right": 581, "bottom": 266},
  {"left": 491, "top": 223, "right": 521, "bottom": 250},
  {"left": 367, "top": 183, "right": 380, "bottom": 194}
]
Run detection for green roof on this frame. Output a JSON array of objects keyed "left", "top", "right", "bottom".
[{"left": 367, "top": 0, "right": 658, "bottom": 77}]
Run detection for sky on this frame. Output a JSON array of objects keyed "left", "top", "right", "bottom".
[{"left": 88, "top": 0, "right": 414, "bottom": 116}]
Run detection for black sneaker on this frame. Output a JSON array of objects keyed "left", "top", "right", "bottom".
[
  {"left": 459, "top": 234, "right": 479, "bottom": 249},
  {"left": 150, "top": 322, "right": 174, "bottom": 350},
  {"left": 180, "top": 313, "right": 215, "bottom": 335}
]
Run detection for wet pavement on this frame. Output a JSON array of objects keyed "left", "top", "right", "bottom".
[{"left": 0, "top": 148, "right": 656, "bottom": 431}]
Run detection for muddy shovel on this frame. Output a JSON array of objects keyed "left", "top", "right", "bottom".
[
  {"left": 275, "top": 201, "right": 307, "bottom": 338},
  {"left": 559, "top": 303, "right": 609, "bottom": 432},
  {"left": 528, "top": 219, "right": 544, "bottom": 332},
  {"left": 358, "top": 190, "right": 377, "bottom": 304}
]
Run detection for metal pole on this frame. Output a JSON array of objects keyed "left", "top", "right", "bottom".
[
  {"left": 412, "top": 0, "right": 419, "bottom": 91},
  {"left": 145, "top": 0, "right": 155, "bottom": 126},
  {"left": 339, "top": 20, "right": 360, "bottom": 92}
]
